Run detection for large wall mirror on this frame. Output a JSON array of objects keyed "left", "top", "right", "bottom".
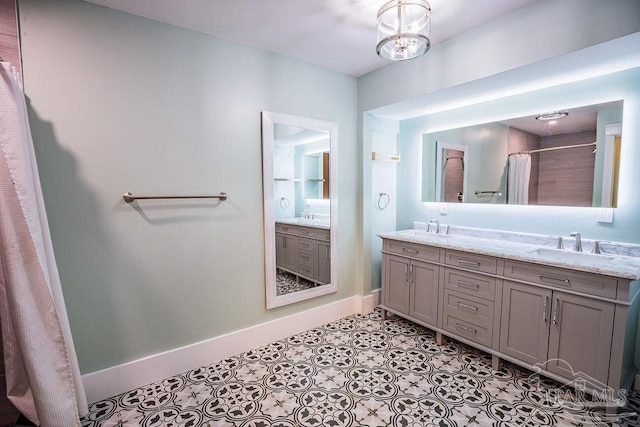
[
  {"left": 422, "top": 100, "right": 623, "bottom": 208},
  {"left": 262, "top": 111, "right": 338, "bottom": 309}
]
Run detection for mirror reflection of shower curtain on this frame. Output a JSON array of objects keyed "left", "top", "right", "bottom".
[{"left": 507, "top": 154, "right": 531, "bottom": 204}]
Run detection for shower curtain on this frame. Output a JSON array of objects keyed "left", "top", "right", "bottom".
[
  {"left": 0, "top": 62, "right": 87, "bottom": 425},
  {"left": 507, "top": 153, "right": 531, "bottom": 205}
]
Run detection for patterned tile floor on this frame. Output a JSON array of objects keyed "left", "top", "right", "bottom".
[
  {"left": 81, "top": 309, "right": 640, "bottom": 426},
  {"left": 276, "top": 271, "right": 319, "bottom": 296}
]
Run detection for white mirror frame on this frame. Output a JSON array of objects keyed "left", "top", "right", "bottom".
[{"left": 262, "top": 111, "right": 338, "bottom": 309}]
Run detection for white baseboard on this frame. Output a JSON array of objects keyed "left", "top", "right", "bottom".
[
  {"left": 83, "top": 295, "right": 367, "bottom": 403},
  {"left": 371, "top": 288, "right": 381, "bottom": 306}
]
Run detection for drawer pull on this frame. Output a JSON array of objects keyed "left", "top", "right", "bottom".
[
  {"left": 455, "top": 323, "right": 477, "bottom": 334},
  {"left": 456, "top": 302, "right": 478, "bottom": 312},
  {"left": 543, "top": 296, "right": 549, "bottom": 323},
  {"left": 458, "top": 259, "right": 481, "bottom": 269},
  {"left": 539, "top": 275, "right": 570, "bottom": 285},
  {"left": 402, "top": 248, "right": 419, "bottom": 254},
  {"left": 457, "top": 280, "right": 479, "bottom": 290}
]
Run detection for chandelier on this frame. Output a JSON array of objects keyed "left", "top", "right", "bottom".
[{"left": 376, "top": 0, "right": 431, "bottom": 61}]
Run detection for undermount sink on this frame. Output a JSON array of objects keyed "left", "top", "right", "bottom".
[{"left": 528, "top": 248, "right": 615, "bottom": 265}]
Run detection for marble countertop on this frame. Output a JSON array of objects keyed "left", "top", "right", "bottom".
[
  {"left": 276, "top": 218, "right": 330, "bottom": 230},
  {"left": 378, "top": 229, "right": 640, "bottom": 280}
]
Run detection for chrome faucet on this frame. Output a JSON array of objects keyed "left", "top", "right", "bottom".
[
  {"left": 301, "top": 209, "right": 311, "bottom": 219},
  {"left": 569, "top": 231, "right": 582, "bottom": 252},
  {"left": 592, "top": 240, "right": 610, "bottom": 254},
  {"left": 427, "top": 219, "right": 440, "bottom": 234}
]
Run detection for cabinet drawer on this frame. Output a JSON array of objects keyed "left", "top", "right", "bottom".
[
  {"left": 443, "top": 289, "right": 494, "bottom": 328},
  {"left": 443, "top": 269, "right": 496, "bottom": 301},
  {"left": 298, "top": 250, "right": 314, "bottom": 268},
  {"left": 276, "top": 223, "right": 297, "bottom": 234},
  {"left": 383, "top": 239, "right": 439, "bottom": 262},
  {"left": 297, "top": 264, "right": 314, "bottom": 278},
  {"left": 443, "top": 311, "right": 492, "bottom": 348},
  {"left": 298, "top": 238, "right": 315, "bottom": 252},
  {"left": 504, "top": 261, "right": 617, "bottom": 299},
  {"left": 297, "top": 227, "right": 315, "bottom": 237},
  {"left": 445, "top": 250, "right": 497, "bottom": 274},
  {"left": 315, "top": 228, "right": 331, "bottom": 241}
]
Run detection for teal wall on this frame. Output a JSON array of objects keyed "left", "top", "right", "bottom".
[{"left": 19, "top": 0, "right": 358, "bottom": 374}]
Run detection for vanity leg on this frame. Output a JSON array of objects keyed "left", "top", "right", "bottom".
[
  {"left": 436, "top": 332, "right": 444, "bottom": 346},
  {"left": 492, "top": 355, "right": 501, "bottom": 371},
  {"left": 381, "top": 309, "right": 387, "bottom": 320}
]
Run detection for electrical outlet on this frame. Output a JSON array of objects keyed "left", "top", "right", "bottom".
[
  {"left": 596, "top": 208, "right": 614, "bottom": 223},
  {"left": 440, "top": 203, "right": 448, "bottom": 215}
]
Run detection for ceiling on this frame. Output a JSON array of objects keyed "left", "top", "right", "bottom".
[
  {"left": 84, "top": 0, "right": 542, "bottom": 77},
  {"left": 500, "top": 101, "right": 623, "bottom": 137}
]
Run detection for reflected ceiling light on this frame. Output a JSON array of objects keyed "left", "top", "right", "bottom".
[
  {"left": 535, "top": 110, "right": 569, "bottom": 121},
  {"left": 376, "top": 0, "right": 431, "bottom": 61}
]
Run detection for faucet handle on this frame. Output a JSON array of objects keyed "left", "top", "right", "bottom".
[
  {"left": 556, "top": 236, "right": 564, "bottom": 250},
  {"left": 592, "top": 240, "right": 610, "bottom": 254}
]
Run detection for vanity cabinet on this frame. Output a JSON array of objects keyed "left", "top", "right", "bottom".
[
  {"left": 380, "top": 236, "right": 638, "bottom": 403},
  {"left": 500, "top": 281, "right": 614, "bottom": 384},
  {"left": 275, "top": 223, "right": 331, "bottom": 284},
  {"left": 382, "top": 242, "right": 440, "bottom": 326}
]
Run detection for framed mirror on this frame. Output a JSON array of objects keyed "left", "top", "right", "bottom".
[
  {"left": 261, "top": 111, "right": 338, "bottom": 309},
  {"left": 422, "top": 100, "right": 623, "bottom": 207}
]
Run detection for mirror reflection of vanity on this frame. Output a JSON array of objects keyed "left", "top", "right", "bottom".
[
  {"left": 422, "top": 100, "right": 623, "bottom": 208},
  {"left": 262, "top": 111, "right": 338, "bottom": 309}
]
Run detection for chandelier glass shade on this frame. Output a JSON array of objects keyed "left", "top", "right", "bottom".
[{"left": 376, "top": 0, "right": 431, "bottom": 61}]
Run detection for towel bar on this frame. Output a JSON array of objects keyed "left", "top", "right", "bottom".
[{"left": 123, "top": 192, "right": 227, "bottom": 203}]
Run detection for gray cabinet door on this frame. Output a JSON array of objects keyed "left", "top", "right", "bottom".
[
  {"left": 547, "top": 292, "right": 614, "bottom": 385},
  {"left": 275, "top": 233, "right": 286, "bottom": 268},
  {"left": 275, "top": 233, "right": 297, "bottom": 271},
  {"left": 382, "top": 254, "right": 410, "bottom": 314},
  {"left": 409, "top": 259, "right": 439, "bottom": 326},
  {"left": 316, "top": 240, "right": 331, "bottom": 284},
  {"left": 500, "top": 281, "right": 552, "bottom": 366}
]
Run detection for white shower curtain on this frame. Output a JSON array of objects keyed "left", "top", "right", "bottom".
[
  {"left": 0, "top": 62, "right": 87, "bottom": 425},
  {"left": 507, "top": 153, "right": 531, "bottom": 205}
]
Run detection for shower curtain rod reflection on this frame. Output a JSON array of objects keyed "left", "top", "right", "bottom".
[
  {"left": 509, "top": 141, "right": 596, "bottom": 156},
  {"left": 123, "top": 192, "right": 228, "bottom": 203}
]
